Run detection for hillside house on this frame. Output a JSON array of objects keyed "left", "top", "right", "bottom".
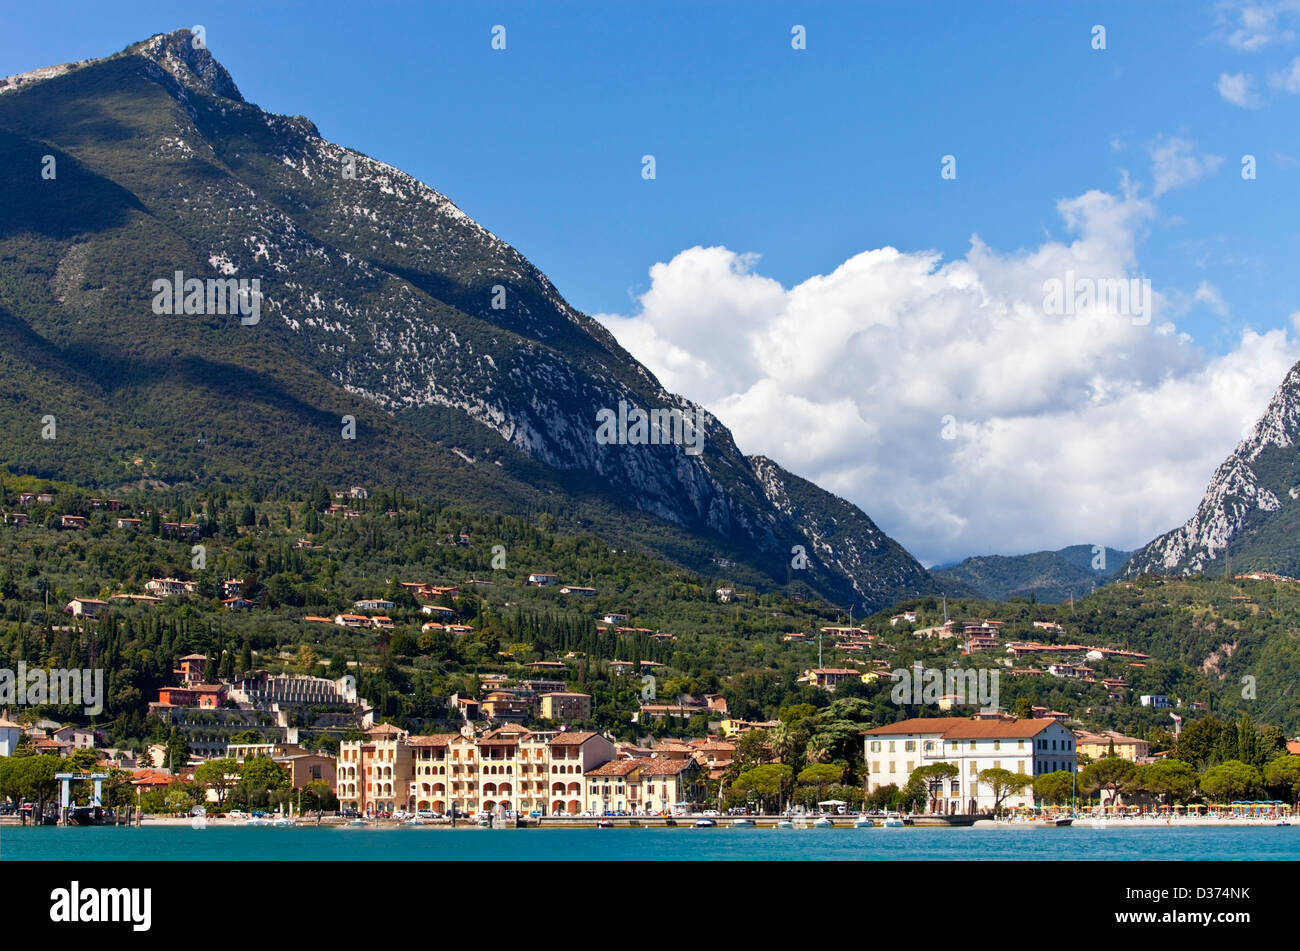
[{"left": 65, "top": 598, "right": 108, "bottom": 618}]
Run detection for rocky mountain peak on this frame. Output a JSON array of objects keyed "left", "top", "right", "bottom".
[
  {"left": 1126, "top": 358, "right": 1300, "bottom": 576},
  {"left": 135, "top": 28, "right": 244, "bottom": 103}
]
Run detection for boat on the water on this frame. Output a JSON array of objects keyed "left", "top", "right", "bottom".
[
  {"left": 731, "top": 818, "right": 755, "bottom": 828},
  {"left": 853, "top": 816, "right": 875, "bottom": 828},
  {"left": 882, "top": 817, "right": 905, "bottom": 828},
  {"left": 910, "top": 814, "right": 979, "bottom": 827},
  {"left": 812, "top": 817, "right": 834, "bottom": 829},
  {"left": 67, "top": 806, "right": 110, "bottom": 826},
  {"left": 775, "top": 819, "right": 794, "bottom": 829},
  {"left": 597, "top": 819, "right": 614, "bottom": 828},
  {"left": 694, "top": 818, "right": 716, "bottom": 828}
]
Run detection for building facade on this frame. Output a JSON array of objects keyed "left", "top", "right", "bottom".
[
  {"left": 540, "top": 692, "right": 592, "bottom": 722},
  {"left": 339, "top": 724, "right": 624, "bottom": 816},
  {"left": 862, "top": 717, "right": 1078, "bottom": 813}
]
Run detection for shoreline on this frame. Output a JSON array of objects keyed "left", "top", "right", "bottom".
[{"left": 15, "top": 814, "right": 1293, "bottom": 830}]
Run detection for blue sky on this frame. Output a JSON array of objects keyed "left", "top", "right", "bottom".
[
  {"left": 5, "top": 1, "right": 1300, "bottom": 563},
  {"left": 2, "top": 1, "right": 1294, "bottom": 343}
]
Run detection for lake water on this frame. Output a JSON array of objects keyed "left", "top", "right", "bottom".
[{"left": 4, "top": 824, "right": 1299, "bottom": 861}]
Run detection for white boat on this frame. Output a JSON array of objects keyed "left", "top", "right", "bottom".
[
  {"left": 244, "top": 817, "right": 272, "bottom": 827},
  {"left": 882, "top": 817, "right": 904, "bottom": 828},
  {"left": 812, "top": 817, "right": 834, "bottom": 829},
  {"left": 271, "top": 817, "right": 295, "bottom": 827},
  {"left": 731, "top": 818, "right": 755, "bottom": 828},
  {"left": 774, "top": 819, "right": 794, "bottom": 829},
  {"left": 404, "top": 818, "right": 427, "bottom": 826},
  {"left": 347, "top": 818, "right": 368, "bottom": 827},
  {"left": 694, "top": 818, "right": 716, "bottom": 828},
  {"left": 853, "top": 816, "right": 875, "bottom": 828}
]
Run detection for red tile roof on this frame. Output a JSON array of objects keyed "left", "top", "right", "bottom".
[
  {"left": 861, "top": 717, "right": 971, "bottom": 736},
  {"left": 548, "top": 731, "right": 599, "bottom": 746},
  {"left": 639, "top": 759, "right": 697, "bottom": 776},
  {"left": 408, "top": 733, "right": 457, "bottom": 747},
  {"left": 862, "top": 717, "right": 1058, "bottom": 739}
]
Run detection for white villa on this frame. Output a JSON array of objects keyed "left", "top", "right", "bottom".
[{"left": 862, "top": 716, "right": 1077, "bottom": 813}]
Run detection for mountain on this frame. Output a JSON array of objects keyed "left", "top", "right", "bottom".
[
  {"left": 0, "top": 29, "right": 940, "bottom": 611},
  {"left": 931, "top": 545, "right": 1130, "bottom": 603},
  {"left": 1126, "top": 359, "right": 1300, "bottom": 578}
]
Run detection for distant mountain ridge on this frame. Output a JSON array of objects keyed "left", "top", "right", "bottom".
[
  {"left": 1126, "top": 359, "right": 1300, "bottom": 578},
  {"left": 0, "top": 29, "right": 943, "bottom": 611},
  {"left": 931, "top": 545, "right": 1131, "bottom": 603}
]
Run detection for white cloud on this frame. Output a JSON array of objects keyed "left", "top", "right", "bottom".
[
  {"left": 595, "top": 187, "right": 1300, "bottom": 566},
  {"left": 1217, "top": 71, "right": 1262, "bottom": 106},
  {"left": 1267, "top": 55, "right": 1300, "bottom": 90},
  {"left": 1194, "top": 281, "right": 1232, "bottom": 318},
  {"left": 1148, "top": 136, "right": 1224, "bottom": 196},
  {"left": 1215, "top": 0, "right": 1299, "bottom": 50}
]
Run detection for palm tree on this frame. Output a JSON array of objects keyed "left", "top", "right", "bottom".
[{"left": 805, "top": 737, "right": 833, "bottom": 765}]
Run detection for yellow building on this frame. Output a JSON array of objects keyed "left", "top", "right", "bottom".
[
  {"left": 336, "top": 723, "right": 412, "bottom": 815},
  {"left": 539, "top": 692, "right": 592, "bottom": 722},
  {"left": 343, "top": 724, "right": 617, "bottom": 816},
  {"left": 1073, "top": 730, "right": 1150, "bottom": 763},
  {"left": 584, "top": 756, "right": 702, "bottom": 814}
]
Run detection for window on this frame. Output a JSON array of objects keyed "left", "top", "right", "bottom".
[
  {"left": 905, "top": 741, "right": 916, "bottom": 752},
  {"left": 969, "top": 761, "right": 978, "bottom": 775},
  {"left": 993, "top": 740, "right": 1000, "bottom": 751},
  {"left": 888, "top": 761, "right": 896, "bottom": 774},
  {"left": 906, "top": 761, "right": 914, "bottom": 773},
  {"left": 1018, "top": 740, "right": 1025, "bottom": 750},
  {"left": 1016, "top": 762, "right": 1025, "bottom": 774},
  {"left": 888, "top": 741, "right": 896, "bottom": 753}
]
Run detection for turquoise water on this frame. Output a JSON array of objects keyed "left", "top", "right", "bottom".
[{"left": 3, "top": 825, "right": 1299, "bottom": 861}]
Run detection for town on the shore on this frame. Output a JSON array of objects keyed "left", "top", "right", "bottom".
[
  {"left": 3, "top": 605, "right": 1298, "bottom": 826},
  {"left": 3, "top": 488, "right": 1299, "bottom": 828}
]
